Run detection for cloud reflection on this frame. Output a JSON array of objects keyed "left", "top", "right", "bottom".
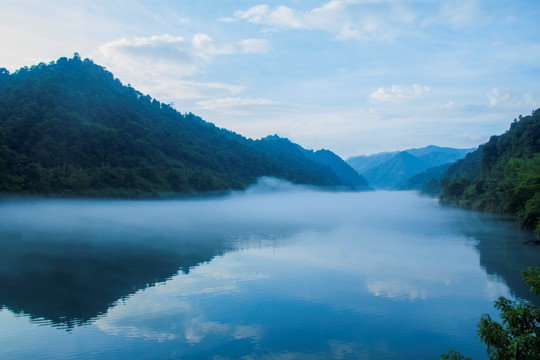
[{"left": 0, "top": 182, "right": 531, "bottom": 359}]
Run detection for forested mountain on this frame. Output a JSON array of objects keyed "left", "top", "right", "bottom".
[
  {"left": 440, "top": 110, "right": 540, "bottom": 231},
  {"left": 250, "top": 135, "right": 368, "bottom": 189},
  {"left": 302, "top": 148, "right": 369, "bottom": 189},
  {"left": 400, "top": 163, "right": 452, "bottom": 194},
  {"left": 346, "top": 151, "right": 398, "bottom": 175},
  {"left": 363, "top": 151, "right": 426, "bottom": 189},
  {"left": 0, "top": 54, "right": 367, "bottom": 197},
  {"left": 347, "top": 145, "right": 473, "bottom": 190}
]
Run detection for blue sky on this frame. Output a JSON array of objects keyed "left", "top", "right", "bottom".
[{"left": 2, "top": 0, "right": 539, "bottom": 157}]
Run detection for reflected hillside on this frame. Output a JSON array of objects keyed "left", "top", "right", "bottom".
[
  {"left": 452, "top": 209, "right": 540, "bottom": 305},
  {"left": 0, "top": 195, "right": 311, "bottom": 328},
  {"left": 0, "top": 229, "right": 230, "bottom": 328},
  {"left": 2, "top": 189, "right": 539, "bottom": 332}
]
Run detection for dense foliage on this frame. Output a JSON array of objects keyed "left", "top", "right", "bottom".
[
  {"left": 441, "top": 267, "right": 540, "bottom": 360},
  {"left": 440, "top": 110, "right": 540, "bottom": 231},
  {"left": 0, "top": 54, "right": 366, "bottom": 197}
]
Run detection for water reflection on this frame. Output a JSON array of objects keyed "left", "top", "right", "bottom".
[
  {"left": 87, "top": 225, "right": 499, "bottom": 359},
  {"left": 0, "top": 230, "right": 229, "bottom": 327},
  {"left": 448, "top": 208, "right": 540, "bottom": 305},
  {"left": 0, "top": 187, "right": 330, "bottom": 327},
  {"left": 0, "top": 186, "right": 539, "bottom": 359}
]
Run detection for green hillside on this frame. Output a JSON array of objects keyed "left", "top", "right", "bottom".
[
  {"left": 0, "top": 54, "right": 366, "bottom": 197},
  {"left": 400, "top": 163, "right": 452, "bottom": 194},
  {"left": 440, "top": 110, "right": 540, "bottom": 232},
  {"left": 302, "top": 148, "right": 369, "bottom": 189}
]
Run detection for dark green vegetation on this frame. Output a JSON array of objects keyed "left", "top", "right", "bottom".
[
  {"left": 401, "top": 163, "right": 452, "bottom": 195},
  {"left": 252, "top": 135, "right": 368, "bottom": 190},
  {"left": 302, "top": 147, "right": 368, "bottom": 189},
  {"left": 347, "top": 145, "right": 473, "bottom": 190},
  {"left": 439, "top": 110, "right": 540, "bottom": 232},
  {"left": 441, "top": 267, "right": 540, "bottom": 360},
  {"left": 0, "top": 55, "right": 367, "bottom": 197}
]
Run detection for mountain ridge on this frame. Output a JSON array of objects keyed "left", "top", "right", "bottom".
[
  {"left": 0, "top": 54, "right": 368, "bottom": 197},
  {"left": 347, "top": 145, "right": 474, "bottom": 190}
]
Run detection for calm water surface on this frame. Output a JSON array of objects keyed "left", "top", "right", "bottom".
[{"left": 1, "top": 184, "right": 539, "bottom": 359}]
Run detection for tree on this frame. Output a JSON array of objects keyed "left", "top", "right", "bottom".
[
  {"left": 0, "top": 55, "right": 366, "bottom": 197},
  {"left": 440, "top": 350, "right": 472, "bottom": 360},
  {"left": 442, "top": 176, "right": 470, "bottom": 204},
  {"left": 442, "top": 267, "right": 540, "bottom": 359},
  {"left": 439, "top": 111, "right": 540, "bottom": 230}
]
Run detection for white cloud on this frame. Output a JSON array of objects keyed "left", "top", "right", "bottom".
[
  {"left": 225, "top": 0, "right": 502, "bottom": 42},
  {"left": 191, "top": 33, "right": 270, "bottom": 56},
  {"left": 367, "top": 280, "right": 427, "bottom": 300},
  {"left": 185, "top": 319, "right": 263, "bottom": 344},
  {"left": 196, "top": 97, "right": 281, "bottom": 115},
  {"left": 487, "top": 88, "right": 540, "bottom": 109},
  {"left": 487, "top": 88, "right": 510, "bottom": 107},
  {"left": 439, "top": 0, "right": 482, "bottom": 28},
  {"left": 94, "top": 33, "right": 270, "bottom": 103},
  {"left": 370, "top": 84, "right": 431, "bottom": 103},
  {"left": 222, "top": 4, "right": 270, "bottom": 23},
  {"left": 98, "top": 34, "right": 203, "bottom": 77},
  {"left": 239, "top": 38, "right": 271, "bottom": 54},
  {"left": 224, "top": 1, "right": 416, "bottom": 42},
  {"left": 98, "top": 33, "right": 270, "bottom": 77}
]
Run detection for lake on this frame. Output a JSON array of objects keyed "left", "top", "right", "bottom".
[{"left": 1, "top": 180, "right": 539, "bottom": 359}]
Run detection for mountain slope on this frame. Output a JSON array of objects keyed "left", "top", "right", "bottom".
[
  {"left": 400, "top": 162, "right": 453, "bottom": 194},
  {"left": 363, "top": 151, "right": 426, "bottom": 189},
  {"left": 347, "top": 145, "right": 473, "bottom": 189},
  {"left": 346, "top": 151, "right": 398, "bottom": 175},
  {"left": 0, "top": 55, "right": 365, "bottom": 196},
  {"left": 302, "top": 148, "right": 369, "bottom": 189},
  {"left": 440, "top": 110, "right": 540, "bottom": 231}
]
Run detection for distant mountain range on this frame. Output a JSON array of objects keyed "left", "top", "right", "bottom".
[
  {"left": 0, "top": 54, "right": 368, "bottom": 197},
  {"left": 347, "top": 145, "right": 474, "bottom": 190}
]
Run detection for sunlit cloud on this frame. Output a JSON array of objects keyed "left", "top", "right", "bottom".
[
  {"left": 223, "top": 0, "right": 494, "bottom": 43},
  {"left": 223, "top": 0, "right": 416, "bottom": 42},
  {"left": 370, "top": 84, "right": 431, "bottom": 103},
  {"left": 95, "top": 33, "right": 271, "bottom": 103},
  {"left": 98, "top": 33, "right": 270, "bottom": 77},
  {"left": 98, "top": 35, "right": 199, "bottom": 77}
]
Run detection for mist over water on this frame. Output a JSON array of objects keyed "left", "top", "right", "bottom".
[{"left": 0, "top": 179, "right": 538, "bottom": 359}]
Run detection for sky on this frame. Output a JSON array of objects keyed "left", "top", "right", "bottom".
[{"left": 1, "top": 0, "right": 540, "bottom": 158}]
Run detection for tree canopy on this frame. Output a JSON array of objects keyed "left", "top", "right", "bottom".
[
  {"left": 442, "top": 267, "right": 540, "bottom": 360},
  {"left": 439, "top": 110, "right": 540, "bottom": 232},
  {"left": 0, "top": 54, "right": 367, "bottom": 197}
]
